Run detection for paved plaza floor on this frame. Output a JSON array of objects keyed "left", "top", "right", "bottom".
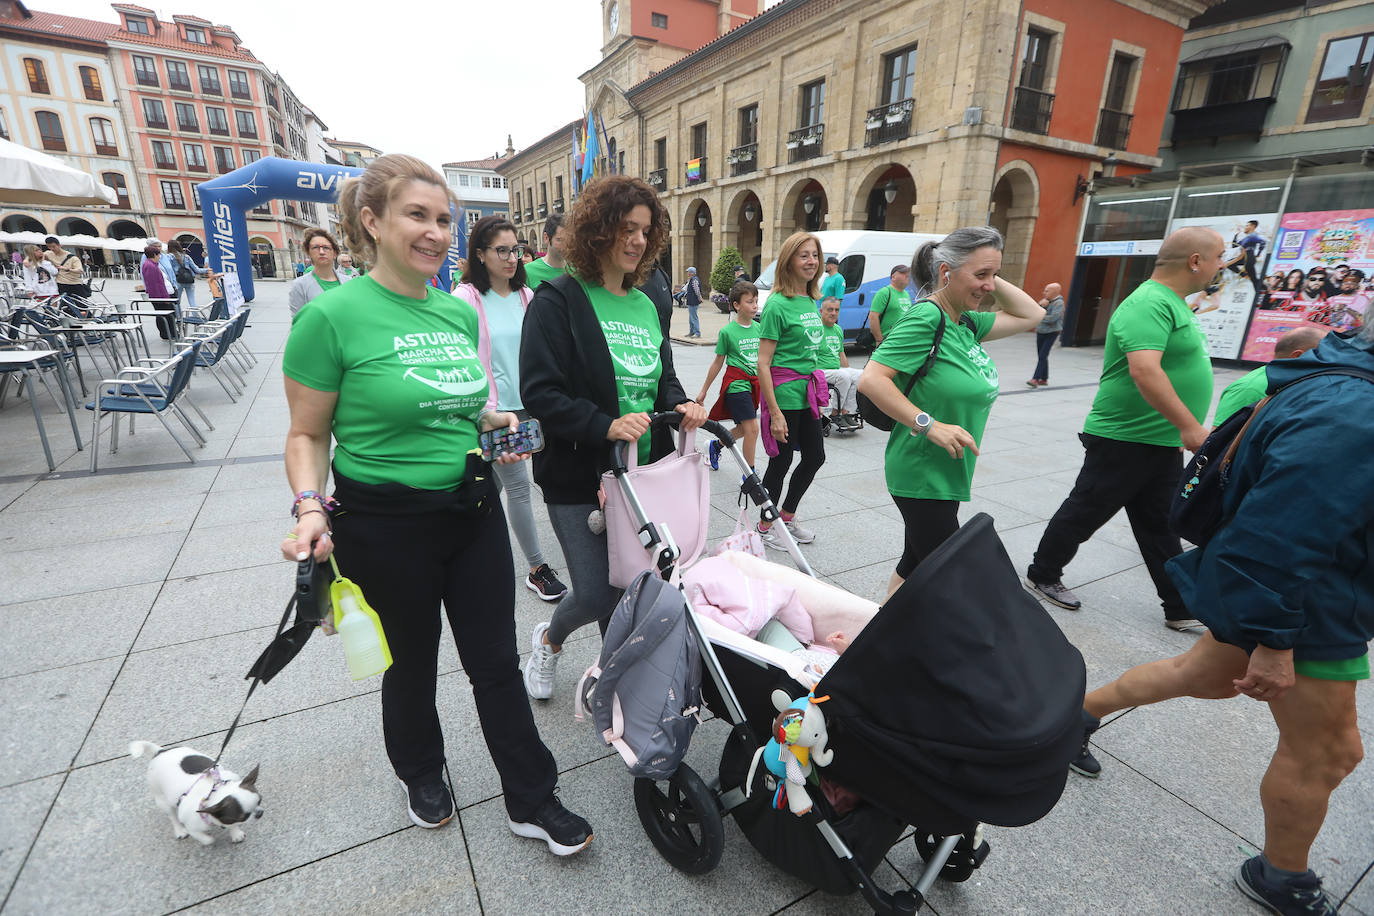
[{"left": 1, "top": 279, "right": 1369, "bottom": 915}]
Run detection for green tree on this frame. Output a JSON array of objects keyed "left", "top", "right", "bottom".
[{"left": 710, "top": 246, "right": 744, "bottom": 295}]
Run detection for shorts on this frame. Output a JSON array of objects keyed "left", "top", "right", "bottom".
[
  {"left": 724, "top": 390, "right": 758, "bottom": 423},
  {"left": 1294, "top": 654, "right": 1370, "bottom": 681}
]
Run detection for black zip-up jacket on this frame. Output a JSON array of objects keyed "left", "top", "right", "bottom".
[{"left": 519, "top": 272, "right": 688, "bottom": 505}]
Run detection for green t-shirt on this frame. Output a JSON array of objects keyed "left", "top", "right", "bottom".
[
  {"left": 871, "top": 307, "right": 999, "bottom": 501},
  {"left": 715, "top": 320, "right": 760, "bottom": 394},
  {"left": 315, "top": 277, "right": 341, "bottom": 293},
  {"left": 1214, "top": 366, "right": 1269, "bottom": 426},
  {"left": 759, "top": 292, "right": 825, "bottom": 410},
  {"left": 580, "top": 280, "right": 663, "bottom": 463},
  {"left": 524, "top": 257, "right": 566, "bottom": 291},
  {"left": 870, "top": 286, "right": 915, "bottom": 338},
  {"left": 282, "top": 277, "right": 489, "bottom": 490},
  {"left": 1083, "top": 280, "right": 1214, "bottom": 446},
  {"left": 817, "top": 323, "right": 844, "bottom": 371},
  {"left": 820, "top": 271, "right": 845, "bottom": 302}
]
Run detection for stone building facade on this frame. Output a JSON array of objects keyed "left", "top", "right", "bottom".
[{"left": 499, "top": 0, "right": 1208, "bottom": 297}]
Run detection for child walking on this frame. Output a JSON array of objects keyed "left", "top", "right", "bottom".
[{"left": 696, "top": 281, "right": 762, "bottom": 471}]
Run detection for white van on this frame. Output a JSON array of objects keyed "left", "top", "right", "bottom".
[{"left": 754, "top": 230, "right": 942, "bottom": 342}]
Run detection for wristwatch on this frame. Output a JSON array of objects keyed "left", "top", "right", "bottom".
[{"left": 910, "top": 412, "right": 932, "bottom": 437}]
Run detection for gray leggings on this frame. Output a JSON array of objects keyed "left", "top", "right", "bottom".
[
  {"left": 493, "top": 459, "right": 544, "bottom": 570},
  {"left": 545, "top": 502, "right": 623, "bottom": 646}
]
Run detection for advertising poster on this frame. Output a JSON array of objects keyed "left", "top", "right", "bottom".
[
  {"left": 1167, "top": 214, "right": 1278, "bottom": 360},
  {"left": 1240, "top": 209, "right": 1374, "bottom": 362}
]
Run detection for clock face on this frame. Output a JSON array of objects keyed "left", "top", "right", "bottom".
[{"left": 608, "top": 2, "right": 619, "bottom": 33}]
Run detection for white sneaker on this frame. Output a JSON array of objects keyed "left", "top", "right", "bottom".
[
  {"left": 758, "top": 525, "right": 787, "bottom": 551},
  {"left": 524, "top": 622, "right": 559, "bottom": 700},
  {"left": 783, "top": 518, "right": 815, "bottom": 544}
]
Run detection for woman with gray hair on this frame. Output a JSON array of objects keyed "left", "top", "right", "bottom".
[{"left": 858, "top": 226, "right": 1044, "bottom": 598}]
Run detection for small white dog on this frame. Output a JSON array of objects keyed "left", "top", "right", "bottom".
[{"left": 129, "top": 741, "right": 264, "bottom": 845}]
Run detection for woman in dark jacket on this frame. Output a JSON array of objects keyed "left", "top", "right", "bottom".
[{"left": 519, "top": 175, "right": 706, "bottom": 701}]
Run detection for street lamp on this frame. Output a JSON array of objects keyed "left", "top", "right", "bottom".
[
  {"left": 882, "top": 180, "right": 898, "bottom": 204},
  {"left": 697, "top": 210, "right": 708, "bottom": 227},
  {"left": 803, "top": 193, "right": 818, "bottom": 215},
  {"left": 743, "top": 201, "right": 757, "bottom": 222}
]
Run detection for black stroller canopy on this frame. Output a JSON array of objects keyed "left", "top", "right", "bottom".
[{"left": 818, "top": 513, "right": 1086, "bottom": 830}]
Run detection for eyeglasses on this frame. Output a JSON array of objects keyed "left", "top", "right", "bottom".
[
  {"left": 308, "top": 244, "right": 336, "bottom": 253},
  {"left": 484, "top": 246, "right": 525, "bottom": 261}
]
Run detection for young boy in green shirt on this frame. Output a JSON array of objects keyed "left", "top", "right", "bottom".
[{"left": 696, "top": 281, "right": 761, "bottom": 470}]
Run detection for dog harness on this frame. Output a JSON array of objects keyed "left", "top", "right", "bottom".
[{"left": 178, "top": 767, "right": 228, "bottom": 826}]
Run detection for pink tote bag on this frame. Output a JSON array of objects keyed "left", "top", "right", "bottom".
[{"left": 601, "top": 429, "right": 710, "bottom": 588}]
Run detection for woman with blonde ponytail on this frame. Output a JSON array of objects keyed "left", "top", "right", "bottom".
[{"left": 278, "top": 154, "right": 594, "bottom": 854}]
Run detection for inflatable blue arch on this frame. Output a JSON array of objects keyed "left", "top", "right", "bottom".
[{"left": 198, "top": 156, "right": 464, "bottom": 301}]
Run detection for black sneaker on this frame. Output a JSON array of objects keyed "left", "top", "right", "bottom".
[
  {"left": 398, "top": 775, "right": 453, "bottom": 828},
  {"left": 525, "top": 564, "right": 568, "bottom": 602},
  {"left": 1070, "top": 711, "right": 1102, "bottom": 778},
  {"left": 1024, "top": 576, "right": 1082, "bottom": 610},
  {"left": 1235, "top": 855, "right": 1338, "bottom": 915},
  {"left": 508, "top": 792, "right": 593, "bottom": 856}
]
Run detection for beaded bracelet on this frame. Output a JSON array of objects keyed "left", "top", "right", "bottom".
[{"left": 292, "top": 490, "right": 339, "bottom": 518}]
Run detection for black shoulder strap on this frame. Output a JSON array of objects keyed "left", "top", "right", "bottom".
[{"left": 899, "top": 301, "right": 947, "bottom": 398}]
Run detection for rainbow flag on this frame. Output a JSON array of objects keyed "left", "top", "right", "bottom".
[{"left": 686, "top": 158, "right": 702, "bottom": 182}]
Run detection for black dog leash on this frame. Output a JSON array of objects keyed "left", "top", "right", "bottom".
[{"left": 214, "top": 558, "right": 325, "bottom": 765}]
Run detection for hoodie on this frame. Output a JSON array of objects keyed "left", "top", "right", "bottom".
[{"left": 1167, "top": 331, "right": 1374, "bottom": 659}]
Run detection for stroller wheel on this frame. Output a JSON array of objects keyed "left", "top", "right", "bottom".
[
  {"left": 913, "top": 829, "right": 990, "bottom": 883},
  {"left": 633, "top": 764, "right": 724, "bottom": 875}
]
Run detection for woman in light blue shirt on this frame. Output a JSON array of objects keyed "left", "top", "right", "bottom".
[{"left": 453, "top": 216, "right": 569, "bottom": 602}]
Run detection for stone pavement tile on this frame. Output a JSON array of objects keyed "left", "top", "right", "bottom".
[
  {"left": 974, "top": 477, "right": 1080, "bottom": 523},
  {"left": 181, "top": 828, "right": 481, "bottom": 916},
  {"left": 133, "top": 564, "right": 296, "bottom": 652},
  {"left": 0, "top": 480, "right": 32, "bottom": 511},
  {"left": 3, "top": 530, "right": 185, "bottom": 605},
  {"left": 815, "top": 470, "right": 895, "bottom": 511},
  {"left": 1091, "top": 689, "right": 1374, "bottom": 909},
  {"left": 794, "top": 510, "right": 905, "bottom": 576},
  {"left": 55, "top": 430, "right": 235, "bottom": 472},
  {"left": 225, "top": 435, "right": 285, "bottom": 460},
  {"left": 1068, "top": 563, "right": 1206, "bottom": 646},
  {"left": 169, "top": 518, "right": 295, "bottom": 578},
  {"left": 0, "top": 773, "right": 61, "bottom": 900},
  {"left": 226, "top": 407, "right": 292, "bottom": 439},
  {"left": 6, "top": 696, "right": 416, "bottom": 916},
  {"left": 76, "top": 627, "right": 380, "bottom": 767},
  {"left": 0, "top": 582, "right": 158, "bottom": 678},
  {"left": 824, "top": 560, "right": 896, "bottom": 606},
  {"left": 196, "top": 484, "right": 290, "bottom": 529},
  {"left": 0, "top": 492, "right": 203, "bottom": 552},
  {"left": 5, "top": 465, "right": 218, "bottom": 512},
  {"left": 894, "top": 761, "right": 1251, "bottom": 915},
  {"left": 461, "top": 751, "right": 819, "bottom": 915},
  {"left": 1, "top": 657, "right": 122, "bottom": 786},
  {"left": 211, "top": 460, "right": 291, "bottom": 493}
]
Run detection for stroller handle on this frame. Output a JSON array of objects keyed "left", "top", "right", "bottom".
[{"left": 608, "top": 412, "right": 736, "bottom": 474}]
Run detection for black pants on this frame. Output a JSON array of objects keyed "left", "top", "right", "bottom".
[
  {"left": 1033, "top": 332, "right": 1057, "bottom": 382},
  {"left": 1027, "top": 433, "right": 1186, "bottom": 616},
  {"left": 762, "top": 407, "right": 825, "bottom": 515},
  {"left": 57, "top": 281, "right": 90, "bottom": 300},
  {"left": 891, "top": 496, "right": 961, "bottom": 578},
  {"left": 330, "top": 500, "right": 557, "bottom": 821}
]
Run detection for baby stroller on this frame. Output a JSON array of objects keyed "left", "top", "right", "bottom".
[{"left": 593, "top": 414, "right": 1087, "bottom": 914}]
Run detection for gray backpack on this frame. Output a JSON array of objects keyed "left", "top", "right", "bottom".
[{"left": 577, "top": 570, "right": 703, "bottom": 780}]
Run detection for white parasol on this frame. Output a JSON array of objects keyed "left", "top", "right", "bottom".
[{"left": 0, "top": 137, "right": 119, "bottom": 206}]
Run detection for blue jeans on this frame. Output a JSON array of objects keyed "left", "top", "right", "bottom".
[
  {"left": 1033, "top": 331, "right": 1056, "bottom": 381},
  {"left": 688, "top": 303, "right": 700, "bottom": 336}
]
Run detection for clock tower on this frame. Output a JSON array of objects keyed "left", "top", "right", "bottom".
[{"left": 602, "top": 0, "right": 625, "bottom": 50}]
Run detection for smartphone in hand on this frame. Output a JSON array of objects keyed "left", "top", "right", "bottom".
[{"left": 479, "top": 418, "right": 545, "bottom": 462}]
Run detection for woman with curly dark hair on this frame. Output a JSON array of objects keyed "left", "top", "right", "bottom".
[{"left": 519, "top": 174, "right": 707, "bottom": 701}]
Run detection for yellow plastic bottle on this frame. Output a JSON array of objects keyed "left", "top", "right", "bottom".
[{"left": 329, "top": 572, "right": 392, "bottom": 680}]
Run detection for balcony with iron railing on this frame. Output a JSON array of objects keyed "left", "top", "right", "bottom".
[
  {"left": 553, "top": 197, "right": 565, "bottom": 213},
  {"left": 94, "top": 142, "right": 117, "bottom": 157},
  {"left": 685, "top": 157, "right": 708, "bottom": 186},
  {"left": 524, "top": 207, "right": 534, "bottom": 222},
  {"left": 271, "top": 129, "right": 286, "bottom": 149},
  {"left": 537, "top": 202, "right": 548, "bottom": 219},
  {"left": 134, "top": 71, "right": 158, "bottom": 88},
  {"left": 168, "top": 76, "right": 192, "bottom": 92},
  {"left": 864, "top": 98, "right": 914, "bottom": 147},
  {"left": 200, "top": 79, "right": 221, "bottom": 96},
  {"left": 728, "top": 143, "right": 758, "bottom": 176},
  {"left": 1095, "top": 108, "right": 1132, "bottom": 150},
  {"left": 1010, "top": 86, "right": 1054, "bottom": 135},
  {"left": 787, "top": 124, "right": 824, "bottom": 163},
  {"left": 648, "top": 168, "right": 667, "bottom": 190}
]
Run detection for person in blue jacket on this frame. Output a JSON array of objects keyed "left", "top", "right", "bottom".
[{"left": 1070, "top": 326, "right": 1374, "bottom": 916}]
